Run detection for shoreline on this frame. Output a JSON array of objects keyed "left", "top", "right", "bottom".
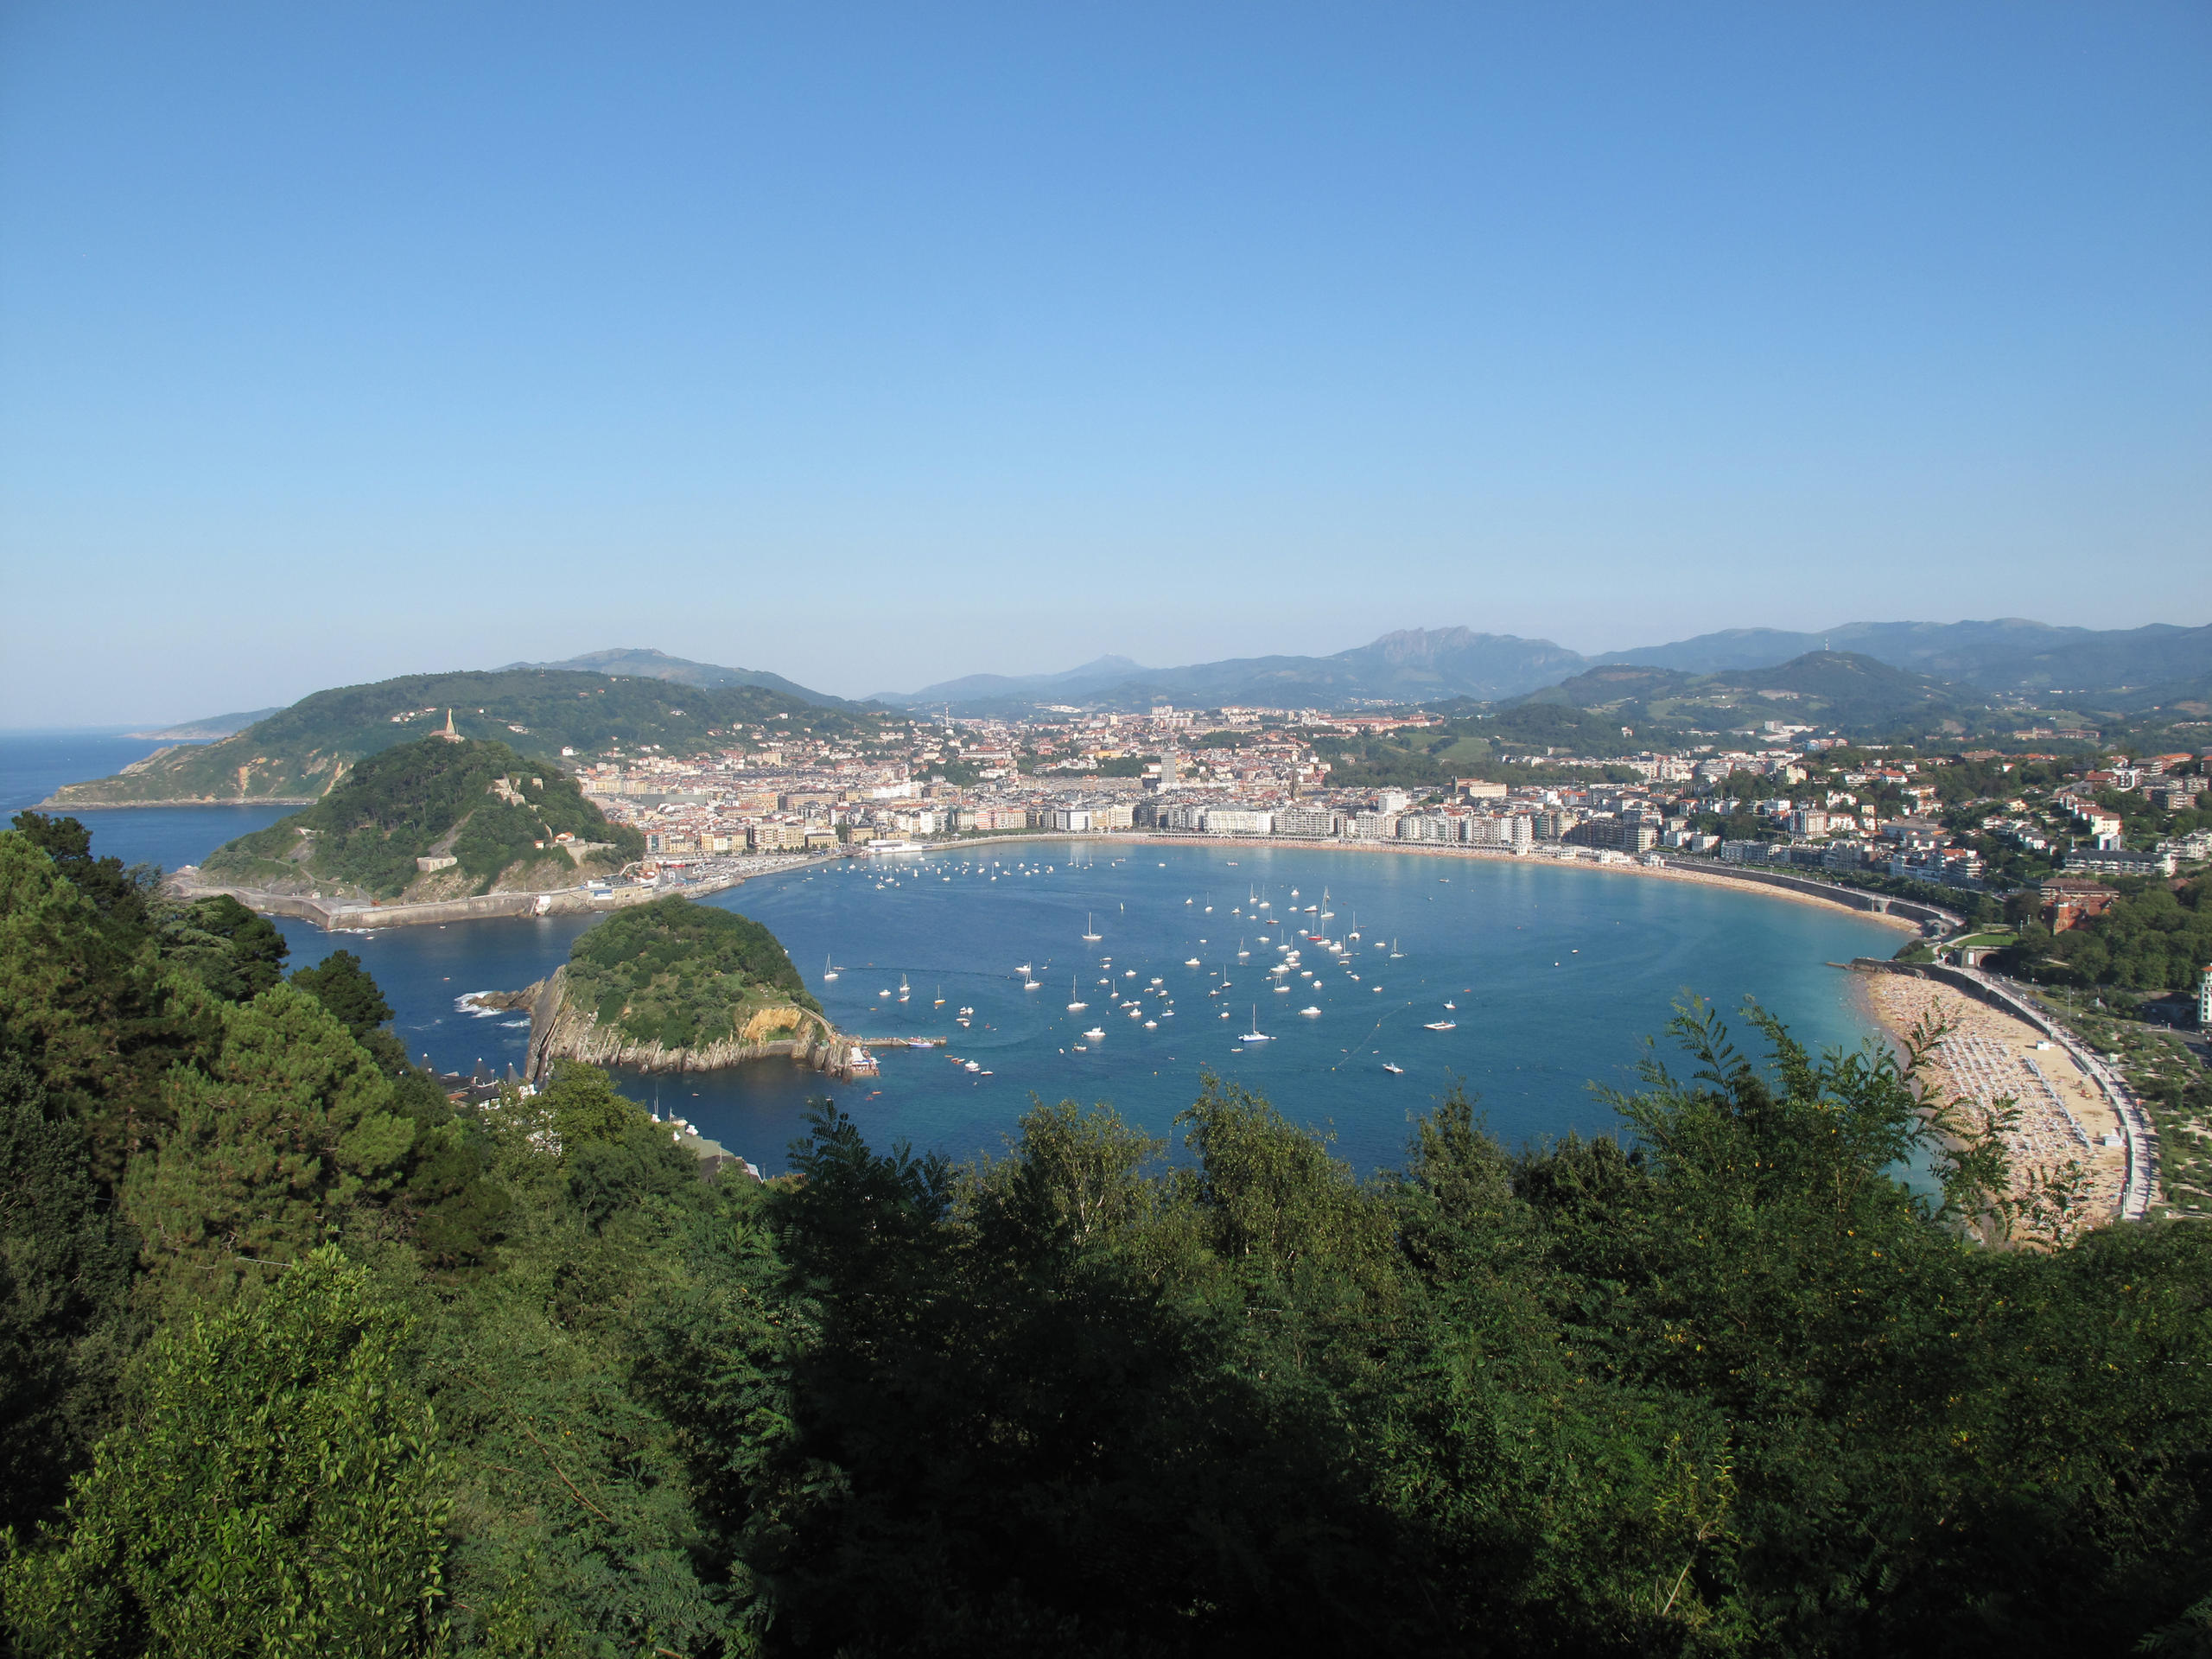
[
  {"left": 179, "top": 823, "right": 1932, "bottom": 941},
  {"left": 169, "top": 852, "right": 841, "bottom": 931},
  {"left": 1849, "top": 961, "right": 2158, "bottom": 1225},
  {"left": 901, "top": 830, "right": 1929, "bottom": 935},
  {"left": 34, "top": 796, "right": 319, "bottom": 810}
]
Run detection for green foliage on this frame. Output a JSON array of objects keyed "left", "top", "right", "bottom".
[
  {"left": 123, "top": 984, "right": 417, "bottom": 1311},
  {"left": 205, "top": 736, "right": 643, "bottom": 899},
  {"left": 289, "top": 950, "right": 393, "bottom": 1039},
  {"left": 0, "top": 832, "right": 215, "bottom": 1185},
  {"left": 156, "top": 893, "right": 290, "bottom": 1001},
  {"left": 566, "top": 895, "right": 817, "bottom": 1049},
  {"left": 1995, "top": 874, "right": 2211, "bottom": 992},
  {"left": 0, "top": 1059, "right": 134, "bottom": 1535},
  {"left": 8, "top": 812, "right": 162, "bottom": 931},
  {"left": 13, "top": 814, "right": 2212, "bottom": 1655},
  {"left": 0, "top": 1248, "right": 448, "bottom": 1658},
  {"left": 46, "top": 667, "right": 886, "bottom": 806}
]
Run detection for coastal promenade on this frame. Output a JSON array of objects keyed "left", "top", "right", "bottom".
[{"left": 1852, "top": 958, "right": 2160, "bottom": 1223}]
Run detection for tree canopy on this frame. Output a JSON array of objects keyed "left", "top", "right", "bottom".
[
  {"left": 5, "top": 814, "right": 2212, "bottom": 1657},
  {"left": 204, "top": 736, "right": 645, "bottom": 898},
  {"left": 565, "top": 894, "right": 817, "bottom": 1050}
]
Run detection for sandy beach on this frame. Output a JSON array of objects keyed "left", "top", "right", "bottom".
[{"left": 1858, "top": 970, "right": 2127, "bottom": 1222}]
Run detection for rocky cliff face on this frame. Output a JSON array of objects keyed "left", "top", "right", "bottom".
[{"left": 517, "top": 966, "right": 870, "bottom": 1082}]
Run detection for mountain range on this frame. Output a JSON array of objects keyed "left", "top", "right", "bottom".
[
  {"left": 876, "top": 620, "right": 2212, "bottom": 715},
  {"left": 108, "top": 618, "right": 2211, "bottom": 779}
]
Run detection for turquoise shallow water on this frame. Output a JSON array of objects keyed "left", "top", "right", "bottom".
[{"left": 15, "top": 763, "right": 1904, "bottom": 1179}]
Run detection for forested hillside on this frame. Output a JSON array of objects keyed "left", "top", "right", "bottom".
[
  {"left": 7, "top": 810, "right": 2212, "bottom": 1656},
  {"left": 44, "top": 667, "right": 884, "bottom": 805},
  {"left": 200, "top": 736, "right": 645, "bottom": 899}
]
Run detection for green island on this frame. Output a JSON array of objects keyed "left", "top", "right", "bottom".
[
  {"left": 10, "top": 809, "right": 2212, "bottom": 1656},
  {"left": 41, "top": 666, "right": 883, "bottom": 805},
  {"left": 198, "top": 735, "right": 645, "bottom": 900},
  {"left": 532, "top": 895, "right": 830, "bottom": 1063}
]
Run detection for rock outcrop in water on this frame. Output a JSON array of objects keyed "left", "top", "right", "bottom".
[{"left": 512, "top": 964, "right": 873, "bottom": 1083}]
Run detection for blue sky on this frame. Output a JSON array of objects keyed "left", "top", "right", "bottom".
[{"left": 2, "top": 1, "right": 2206, "bottom": 722}]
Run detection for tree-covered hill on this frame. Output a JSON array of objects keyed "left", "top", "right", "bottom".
[
  {"left": 200, "top": 736, "right": 644, "bottom": 899},
  {"left": 565, "top": 895, "right": 817, "bottom": 1050},
  {"left": 43, "top": 667, "right": 885, "bottom": 805},
  {"left": 9, "top": 813, "right": 2212, "bottom": 1654},
  {"left": 1502, "top": 650, "right": 1991, "bottom": 743}
]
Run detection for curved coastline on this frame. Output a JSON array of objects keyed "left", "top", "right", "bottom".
[{"left": 880, "top": 830, "right": 1934, "bottom": 935}]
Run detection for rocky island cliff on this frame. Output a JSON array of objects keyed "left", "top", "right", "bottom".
[{"left": 493, "top": 895, "right": 872, "bottom": 1083}]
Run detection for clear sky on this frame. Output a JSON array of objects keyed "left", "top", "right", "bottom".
[{"left": 2, "top": 1, "right": 2207, "bottom": 723}]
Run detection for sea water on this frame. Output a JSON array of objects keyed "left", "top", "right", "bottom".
[
  {"left": 642, "top": 842, "right": 1899, "bottom": 1177},
  {"left": 8, "top": 749, "right": 1903, "bottom": 1179}
]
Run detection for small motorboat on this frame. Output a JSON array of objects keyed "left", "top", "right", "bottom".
[
  {"left": 1083, "top": 1027, "right": 1105, "bottom": 1040},
  {"left": 1382, "top": 1062, "right": 1404, "bottom": 1075},
  {"left": 1425, "top": 1020, "right": 1457, "bottom": 1032},
  {"left": 1300, "top": 1006, "right": 1321, "bottom": 1017}
]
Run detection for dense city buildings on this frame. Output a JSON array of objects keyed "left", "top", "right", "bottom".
[{"left": 550, "top": 700, "right": 2208, "bottom": 910}]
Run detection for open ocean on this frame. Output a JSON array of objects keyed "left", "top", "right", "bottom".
[{"left": 6, "top": 735, "right": 1901, "bottom": 1178}]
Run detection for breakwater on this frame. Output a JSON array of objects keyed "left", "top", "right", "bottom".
[{"left": 167, "top": 857, "right": 832, "bottom": 931}]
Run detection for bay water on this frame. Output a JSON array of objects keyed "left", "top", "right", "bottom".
[{"left": 7, "top": 737, "right": 1902, "bottom": 1178}]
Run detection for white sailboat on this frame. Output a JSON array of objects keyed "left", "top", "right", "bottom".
[
  {"left": 1319, "top": 887, "right": 1333, "bottom": 918},
  {"left": 1242, "top": 1006, "right": 1271, "bottom": 1042},
  {"left": 898, "top": 974, "right": 910, "bottom": 1003},
  {"left": 823, "top": 953, "right": 838, "bottom": 982},
  {"left": 1068, "top": 976, "right": 1087, "bottom": 1012},
  {"left": 1083, "top": 913, "right": 1102, "bottom": 941},
  {"left": 1389, "top": 939, "right": 1404, "bottom": 958}
]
